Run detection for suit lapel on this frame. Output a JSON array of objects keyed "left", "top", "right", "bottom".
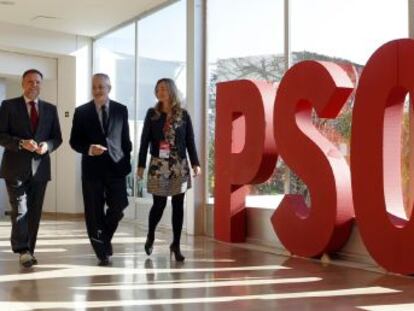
[{"left": 107, "top": 101, "right": 116, "bottom": 135}]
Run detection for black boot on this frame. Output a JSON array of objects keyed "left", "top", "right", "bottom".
[
  {"left": 145, "top": 235, "right": 154, "bottom": 256},
  {"left": 170, "top": 243, "right": 185, "bottom": 262}
]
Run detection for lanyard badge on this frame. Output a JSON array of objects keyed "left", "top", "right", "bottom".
[{"left": 159, "top": 140, "right": 171, "bottom": 159}]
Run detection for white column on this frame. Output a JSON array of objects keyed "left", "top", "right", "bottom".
[
  {"left": 284, "top": 0, "right": 291, "bottom": 71},
  {"left": 56, "top": 55, "right": 84, "bottom": 214},
  {"left": 186, "top": 0, "right": 206, "bottom": 235}
]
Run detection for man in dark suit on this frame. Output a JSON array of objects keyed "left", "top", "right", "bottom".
[
  {"left": 70, "top": 73, "right": 132, "bottom": 266},
  {"left": 0, "top": 69, "right": 62, "bottom": 268}
]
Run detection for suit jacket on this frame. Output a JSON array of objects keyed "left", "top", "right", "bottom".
[
  {"left": 138, "top": 108, "right": 200, "bottom": 168},
  {"left": 0, "top": 96, "right": 62, "bottom": 181},
  {"left": 69, "top": 100, "right": 132, "bottom": 180}
]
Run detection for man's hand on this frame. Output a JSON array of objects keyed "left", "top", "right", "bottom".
[
  {"left": 21, "top": 139, "right": 38, "bottom": 152},
  {"left": 89, "top": 144, "right": 107, "bottom": 156},
  {"left": 136, "top": 167, "right": 145, "bottom": 179},
  {"left": 35, "top": 142, "right": 48, "bottom": 155}
]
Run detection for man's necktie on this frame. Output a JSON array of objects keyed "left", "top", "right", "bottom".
[
  {"left": 29, "top": 101, "right": 39, "bottom": 132},
  {"left": 101, "top": 105, "right": 108, "bottom": 135}
]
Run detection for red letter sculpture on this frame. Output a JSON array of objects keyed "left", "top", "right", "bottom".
[
  {"left": 351, "top": 39, "right": 414, "bottom": 274},
  {"left": 272, "top": 61, "right": 354, "bottom": 257},
  {"left": 214, "top": 80, "right": 278, "bottom": 242}
]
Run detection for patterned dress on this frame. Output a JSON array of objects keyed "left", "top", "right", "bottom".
[{"left": 147, "top": 112, "right": 192, "bottom": 196}]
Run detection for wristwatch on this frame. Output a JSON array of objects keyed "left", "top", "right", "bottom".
[{"left": 18, "top": 140, "right": 24, "bottom": 150}]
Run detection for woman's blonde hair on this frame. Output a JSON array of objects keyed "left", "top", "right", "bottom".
[{"left": 153, "top": 78, "right": 183, "bottom": 120}]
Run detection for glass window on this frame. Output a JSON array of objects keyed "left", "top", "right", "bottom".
[
  {"left": 291, "top": 0, "right": 408, "bottom": 66},
  {"left": 290, "top": 0, "right": 409, "bottom": 207},
  {"left": 136, "top": 0, "right": 187, "bottom": 199},
  {"left": 93, "top": 23, "right": 136, "bottom": 196},
  {"left": 291, "top": 0, "right": 408, "bottom": 157},
  {"left": 207, "top": 0, "right": 285, "bottom": 202},
  {"left": 93, "top": 23, "right": 136, "bottom": 115}
]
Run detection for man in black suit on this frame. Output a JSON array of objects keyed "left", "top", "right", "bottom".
[
  {"left": 0, "top": 69, "right": 62, "bottom": 268},
  {"left": 70, "top": 73, "right": 132, "bottom": 266}
]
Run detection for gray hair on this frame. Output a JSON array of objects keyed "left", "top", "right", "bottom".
[{"left": 92, "top": 73, "right": 111, "bottom": 87}]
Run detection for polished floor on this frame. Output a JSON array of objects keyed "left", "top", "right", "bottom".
[{"left": 0, "top": 217, "right": 413, "bottom": 310}]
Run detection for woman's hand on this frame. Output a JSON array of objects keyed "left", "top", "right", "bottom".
[
  {"left": 192, "top": 165, "right": 201, "bottom": 177},
  {"left": 136, "top": 167, "right": 145, "bottom": 179}
]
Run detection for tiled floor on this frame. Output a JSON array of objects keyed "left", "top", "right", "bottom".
[{"left": 0, "top": 216, "right": 413, "bottom": 310}]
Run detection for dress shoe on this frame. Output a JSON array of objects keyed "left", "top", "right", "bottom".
[
  {"left": 19, "top": 251, "right": 34, "bottom": 268},
  {"left": 105, "top": 241, "right": 113, "bottom": 257},
  {"left": 169, "top": 244, "right": 185, "bottom": 262},
  {"left": 32, "top": 256, "right": 38, "bottom": 265},
  {"left": 144, "top": 236, "right": 154, "bottom": 256},
  {"left": 98, "top": 256, "right": 111, "bottom": 266}
]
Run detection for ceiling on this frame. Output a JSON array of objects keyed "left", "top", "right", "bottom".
[{"left": 0, "top": 0, "right": 171, "bottom": 37}]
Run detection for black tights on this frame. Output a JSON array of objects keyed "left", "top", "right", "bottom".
[{"left": 147, "top": 193, "right": 185, "bottom": 246}]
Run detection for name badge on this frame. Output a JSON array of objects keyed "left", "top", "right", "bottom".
[{"left": 159, "top": 141, "right": 171, "bottom": 159}]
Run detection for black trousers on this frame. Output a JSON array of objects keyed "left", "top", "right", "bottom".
[
  {"left": 5, "top": 178, "right": 47, "bottom": 255},
  {"left": 82, "top": 176, "right": 128, "bottom": 259},
  {"left": 148, "top": 193, "right": 185, "bottom": 246}
]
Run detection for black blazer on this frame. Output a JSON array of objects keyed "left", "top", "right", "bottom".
[
  {"left": 0, "top": 96, "right": 62, "bottom": 181},
  {"left": 69, "top": 100, "right": 132, "bottom": 180},
  {"left": 138, "top": 108, "right": 200, "bottom": 168}
]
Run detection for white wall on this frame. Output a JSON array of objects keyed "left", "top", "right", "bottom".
[
  {"left": 5, "top": 79, "right": 22, "bottom": 98},
  {"left": 0, "top": 21, "right": 92, "bottom": 107},
  {"left": 0, "top": 21, "right": 92, "bottom": 214},
  {"left": 0, "top": 22, "right": 90, "bottom": 57},
  {"left": 57, "top": 55, "right": 84, "bottom": 214}
]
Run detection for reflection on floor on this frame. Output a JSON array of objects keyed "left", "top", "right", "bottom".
[{"left": 0, "top": 217, "right": 413, "bottom": 310}]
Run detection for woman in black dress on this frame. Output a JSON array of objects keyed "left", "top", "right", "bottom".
[{"left": 137, "top": 78, "right": 201, "bottom": 262}]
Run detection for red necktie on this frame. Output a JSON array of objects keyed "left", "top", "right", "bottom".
[{"left": 29, "top": 101, "right": 39, "bottom": 132}]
